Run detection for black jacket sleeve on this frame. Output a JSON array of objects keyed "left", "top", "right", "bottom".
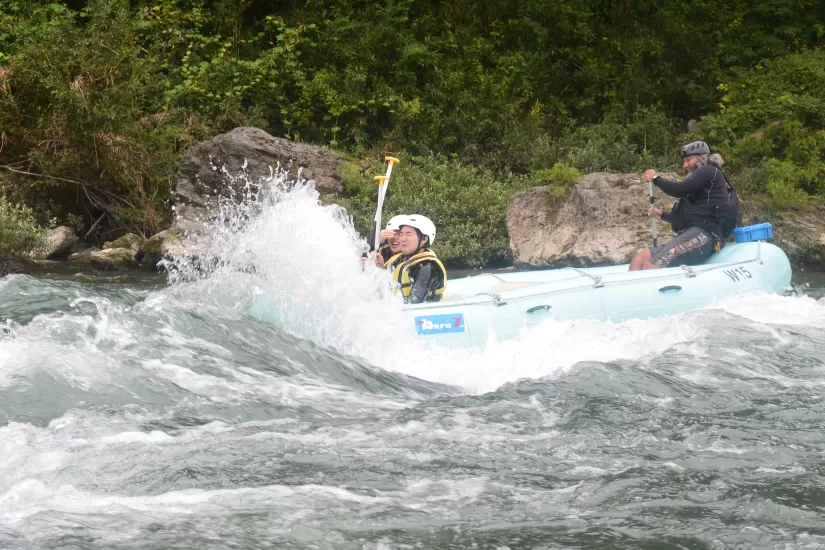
[
  {"left": 377, "top": 243, "right": 392, "bottom": 264},
  {"left": 653, "top": 165, "right": 717, "bottom": 198},
  {"left": 661, "top": 201, "right": 678, "bottom": 224},
  {"left": 403, "top": 264, "right": 432, "bottom": 304}
]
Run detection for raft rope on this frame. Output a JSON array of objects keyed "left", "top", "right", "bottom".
[{"left": 405, "top": 241, "right": 766, "bottom": 311}]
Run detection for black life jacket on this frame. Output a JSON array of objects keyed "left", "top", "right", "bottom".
[{"left": 670, "top": 169, "right": 739, "bottom": 240}]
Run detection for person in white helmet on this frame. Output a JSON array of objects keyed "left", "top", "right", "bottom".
[
  {"left": 374, "top": 214, "right": 409, "bottom": 269},
  {"left": 392, "top": 215, "right": 447, "bottom": 304}
]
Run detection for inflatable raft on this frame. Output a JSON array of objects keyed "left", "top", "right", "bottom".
[
  {"left": 405, "top": 239, "right": 791, "bottom": 348},
  {"left": 248, "top": 225, "right": 792, "bottom": 349}
]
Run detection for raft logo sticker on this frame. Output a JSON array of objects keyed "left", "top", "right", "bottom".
[{"left": 415, "top": 314, "right": 465, "bottom": 335}]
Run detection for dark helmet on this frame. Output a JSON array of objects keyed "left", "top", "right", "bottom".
[{"left": 680, "top": 141, "right": 711, "bottom": 158}]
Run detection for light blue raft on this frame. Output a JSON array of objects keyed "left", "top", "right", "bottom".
[
  {"left": 404, "top": 239, "right": 791, "bottom": 348},
  {"left": 248, "top": 225, "right": 792, "bottom": 349}
]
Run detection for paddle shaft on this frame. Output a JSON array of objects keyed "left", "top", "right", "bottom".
[
  {"left": 368, "top": 157, "right": 400, "bottom": 252},
  {"left": 649, "top": 179, "right": 658, "bottom": 247}
]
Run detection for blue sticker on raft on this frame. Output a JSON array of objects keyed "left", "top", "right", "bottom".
[{"left": 415, "top": 314, "right": 465, "bottom": 335}]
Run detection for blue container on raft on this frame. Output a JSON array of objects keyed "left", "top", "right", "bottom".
[{"left": 733, "top": 222, "right": 773, "bottom": 243}]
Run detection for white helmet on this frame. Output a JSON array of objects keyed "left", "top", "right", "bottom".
[
  {"left": 401, "top": 214, "right": 436, "bottom": 246},
  {"left": 385, "top": 215, "right": 409, "bottom": 231}
]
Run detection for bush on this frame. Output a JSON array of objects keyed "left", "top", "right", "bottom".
[
  {"left": 765, "top": 159, "right": 811, "bottom": 207},
  {"left": 0, "top": 196, "right": 46, "bottom": 255},
  {"left": 0, "top": 0, "right": 208, "bottom": 238},
  {"left": 534, "top": 162, "right": 582, "bottom": 186},
  {"left": 530, "top": 107, "right": 686, "bottom": 176},
  {"left": 336, "top": 155, "right": 532, "bottom": 267},
  {"left": 699, "top": 50, "right": 825, "bottom": 203}
]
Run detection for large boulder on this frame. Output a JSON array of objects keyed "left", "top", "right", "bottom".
[
  {"left": 40, "top": 226, "right": 79, "bottom": 260},
  {"left": 507, "top": 172, "right": 677, "bottom": 268},
  {"left": 172, "top": 127, "right": 344, "bottom": 244}
]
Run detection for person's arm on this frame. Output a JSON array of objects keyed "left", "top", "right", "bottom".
[
  {"left": 403, "top": 264, "right": 433, "bottom": 304},
  {"left": 661, "top": 205, "right": 674, "bottom": 223},
  {"left": 653, "top": 166, "right": 714, "bottom": 198}
]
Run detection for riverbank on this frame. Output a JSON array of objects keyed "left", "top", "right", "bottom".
[{"left": 1, "top": 128, "right": 823, "bottom": 278}]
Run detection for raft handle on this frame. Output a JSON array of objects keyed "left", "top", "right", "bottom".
[
  {"left": 475, "top": 292, "right": 508, "bottom": 306},
  {"left": 526, "top": 305, "right": 552, "bottom": 314},
  {"left": 658, "top": 285, "right": 682, "bottom": 293}
]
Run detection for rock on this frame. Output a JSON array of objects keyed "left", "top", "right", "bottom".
[
  {"left": 0, "top": 249, "right": 28, "bottom": 277},
  {"left": 507, "top": 172, "right": 678, "bottom": 268},
  {"left": 744, "top": 201, "right": 825, "bottom": 270},
  {"left": 156, "top": 229, "right": 197, "bottom": 259},
  {"left": 686, "top": 119, "right": 697, "bottom": 132},
  {"left": 40, "top": 226, "right": 79, "bottom": 260},
  {"left": 89, "top": 247, "right": 138, "bottom": 270},
  {"left": 137, "top": 231, "right": 174, "bottom": 269},
  {"left": 172, "top": 127, "right": 344, "bottom": 249},
  {"left": 67, "top": 249, "right": 95, "bottom": 267},
  {"left": 103, "top": 233, "right": 142, "bottom": 252},
  {"left": 138, "top": 234, "right": 163, "bottom": 268}
]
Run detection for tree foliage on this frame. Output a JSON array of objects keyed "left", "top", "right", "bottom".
[{"left": 0, "top": 0, "right": 823, "bottom": 257}]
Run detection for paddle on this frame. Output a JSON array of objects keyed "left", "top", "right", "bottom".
[
  {"left": 367, "top": 156, "right": 400, "bottom": 253},
  {"left": 649, "top": 179, "right": 658, "bottom": 247}
]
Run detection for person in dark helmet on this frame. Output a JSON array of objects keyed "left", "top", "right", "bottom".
[
  {"left": 392, "top": 215, "right": 447, "bottom": 304},
  {"left": 629, "top": 141, "right": 739, "bottom": 271}
]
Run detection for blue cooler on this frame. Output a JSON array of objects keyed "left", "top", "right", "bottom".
[{"left": 733, "top": 222, "right": 773, "bottom": 243}]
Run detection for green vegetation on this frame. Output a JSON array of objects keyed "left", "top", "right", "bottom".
[
  {"left": 0, "top": 0, "right": 824, "bottom": 264},
  {"left": 701, "top": 49, "right": 825, "bottom": 207},
  {"left": 0, "top": 196, "right": 46, "bottom": 255},
  {"left": 338, "top": 155, "right": 539, "bottom": 266}
]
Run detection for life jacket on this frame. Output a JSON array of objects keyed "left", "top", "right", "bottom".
[
  {"left": 670, "top": 172, "right": 739, "bottom": 240},
  {"left": 384, "top": 252, "right": 403, "bottom": 270},
  {"left": 391, "top": 250, "right": 447, "bottom": 302}
]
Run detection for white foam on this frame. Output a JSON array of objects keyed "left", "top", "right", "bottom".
[
  {"left": 707, "top": 291, "right": 825, "bottom": 328},
  {"left": 1, "top": 479, "right": 386, "bottom": 523},
  {"left": 100, "top": 430, "right": 175, "bottom": 444},
  {"left": 374, "top": 312, "right": 707, "bottom": 394}
]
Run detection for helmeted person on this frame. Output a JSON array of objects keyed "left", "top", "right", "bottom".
[
  {"left": 629, "top": 141, "right": 739, "bottom": 271},
  {"left": 375, "top": 214, "right": 408, "bottom": 270},
  {"left": 392, "top": 215, "right": 447, "bottom": 304}
]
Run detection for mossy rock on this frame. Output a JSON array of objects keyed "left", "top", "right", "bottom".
[
  {"left": 90, "top": 247, "right": 138, "bottom": 270},
  {"left": 138, "top": 234, "right": 165, "bottom": 269},
  {"left": 143, "top": 235, "right": 163, "bottom": 255},
  {"left": 103, "top": 233, "right": 142, "bottom": 252}
]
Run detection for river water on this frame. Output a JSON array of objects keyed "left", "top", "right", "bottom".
[{"left": 2, "top": 176, "right": 825, "bottom": 549}]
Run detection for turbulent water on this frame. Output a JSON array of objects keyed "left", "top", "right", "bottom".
[{"left": 2, "top": 173, "right": 825, "bottom": 549}]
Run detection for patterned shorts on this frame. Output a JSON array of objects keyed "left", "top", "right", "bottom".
[{"left": 650, "top": 227, "right": 718, "bottom": 268}]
